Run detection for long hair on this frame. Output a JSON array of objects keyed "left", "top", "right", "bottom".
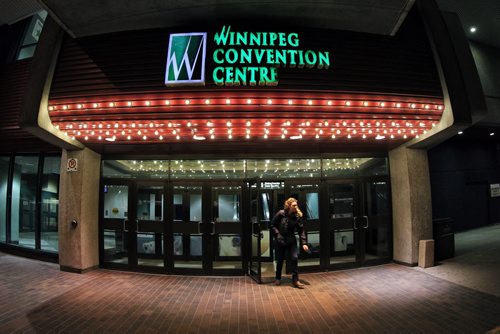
[{"left": 284, "top": 197, "right": 303, "bottom": 218}]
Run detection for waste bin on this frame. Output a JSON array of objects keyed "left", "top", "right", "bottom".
[{"left": 432, "top": 218, "right": 455, "bottom": 261}]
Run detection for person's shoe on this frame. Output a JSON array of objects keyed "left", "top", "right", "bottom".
[
  {"left": 275, "top": 280, "right": 281, "bottom": 286},
  {"left": 292, "top": 281, "right": 305, "bottom": 289}
]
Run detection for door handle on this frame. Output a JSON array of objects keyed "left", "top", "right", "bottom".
[
  {"left": 252, "top": 223, "right": 261, "bottom": 236},
  {"left": 123, "top": 219, "right": 129, "bottom": 232},
  {"left": 136, "top": 219, "right": 140, "bottom": 232},
  {"left": 363, "top": 216, "right": 369, "bottom": 229},
  {"left": 197, "top": 221, "right": 202, "bottom": 234},
  {"left": 210, "top": 221, "right": 216, "bottom": 235},
  {"left": 353, "top": 216, "right": 358, "bottom": 230}
]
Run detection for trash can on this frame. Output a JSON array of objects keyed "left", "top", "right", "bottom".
[{"left": 432, "top": 218, "right": 455, "bottom": 261}]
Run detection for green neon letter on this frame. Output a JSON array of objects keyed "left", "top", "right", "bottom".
[
  {"left": 288, "top": 33, "right": 299, "bottom": 47},
  {"left": 213, "top": 67, "right": 224, "bottom": 85},
  {"left": 318, "top": 51, "right": 330, "bottom": 69},
  {"left": 304, "top": 50, "right": 317, "bottom": 68},
  {"left": 213, "top": 49, "right": 224, "bottom": 64}
]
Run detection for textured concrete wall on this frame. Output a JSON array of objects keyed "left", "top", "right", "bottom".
[
  {"left": 58, "top": 148, "right": 101, "bottom": 272},
  {"left": 389, "top": 146, "right": 433, "bottom": 265}
]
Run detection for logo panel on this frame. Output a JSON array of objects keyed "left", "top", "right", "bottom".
[{"left": 165, "top": 32, "right": 207, "bottom": 86}]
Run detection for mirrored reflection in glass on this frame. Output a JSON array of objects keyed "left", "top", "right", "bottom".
[
  {"left": 322, "top": 157, "right": 388, "bottom": 177},
  {"left": 102, "top": 160, "right": 169, "bottom": 179},
  {"left": 171, "top": 160, "right": 245, "bottom": 180},
  {"left": 246, "top": 159, "right": 320, "bottom": 179}
]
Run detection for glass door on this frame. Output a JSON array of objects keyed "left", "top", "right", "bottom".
[
  {"left": 170, "top": 184, "right": 205, "bottom": 273},
  {"left": 135, "top": 182, "right": 165, "bottom": 270},
  {"left": 327, "top": 182, "right": 360, "bottom": 268},
  {"left": 289, "top": 181, "right": 322, "bottom": 271},
  {"left": 210, "top": 183, "right": 243, "bottom": 274},
  {"left": 327, "top": 180, "right": 391, "bottom": 268},
  {"left": 248, "top": 180, "right": 261, "bottom": 282},
  {"left": 101, "top": 182, "right": 131, "bottom": 267},
  {"left": 361, "top": 180, "right": 392, "bottom": 264}
]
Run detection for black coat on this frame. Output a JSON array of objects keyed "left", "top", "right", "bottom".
[{"left": 270, "top": 209, "right": 307, "bottom": 246}]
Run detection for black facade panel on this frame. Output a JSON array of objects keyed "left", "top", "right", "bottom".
[
  {"left": 429, "top": 138, "right": 500, "bottom": 231},
  {"left": 49, "top": 10, "right": 442, "bottom": 102}
]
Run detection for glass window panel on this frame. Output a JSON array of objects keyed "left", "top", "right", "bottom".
[
  {"left": 305, "top": 192, "right": 319, "bottom": 220},
  {"left": 218, "top": 235, "right": 241, "bottom": 256},
  {"left": 11, "top": 156, "right": 39, "bottom": 249},
  {"left": 358, "top": 158, "right": 389, "bottom": 177},
  {"left": 217, "top": 194, "right": 240, "bottom": 222},
  {"left": 189, "top": 194, "right": 202, "bottom": 221},
  {"left": 17, "top": 45, "right": 36, "bottom": 60},
  {"left": 41, "top": 156, "right": 60, "bottom": 252},
  {"left": 247, "top": 159, "right": 320, "bottom": 179},
  {"left": 103, "top": 185, "right": 128, "bottom": 219},
  {"left": 0, "top": 157, "right": 9, "bottom": 242},
  {"left": 190, "top": 235, "right": 202, "bottom": 256}
]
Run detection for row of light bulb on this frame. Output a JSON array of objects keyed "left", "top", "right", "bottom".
[
  {"left": 123, "top": 158, "right": 366, "bottom": 173},
  {"left": 48, "top": 98, "right": 444, "bottom": 111},
  {"left": 55, "top": 119, "right": 436, "bottom": 142}
]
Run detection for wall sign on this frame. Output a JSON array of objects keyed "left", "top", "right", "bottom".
[
  {"left": 491, "top": 184, "right": 500, "bottom": 197},
  {"left": 165, "top": 26, "right": 331, "bottom": 87},
  {"left": 67, "top": 158, "right": 78, "bottom": 172}
]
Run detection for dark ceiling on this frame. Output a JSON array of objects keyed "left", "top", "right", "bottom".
[{"left": 1, "top": 1, "right": 497, "bottom": 48}]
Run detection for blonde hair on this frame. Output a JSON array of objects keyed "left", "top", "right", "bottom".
[{"left": 284, "top": 197, "right": 303, "bottom": 218}]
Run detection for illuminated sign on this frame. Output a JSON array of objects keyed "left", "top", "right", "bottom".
[
  {"left": 165, "top": 32, "right": 207, "bottom": 86},
  {"left": 213, "top": 26, "right": 330, "bottom": 86},
  {"left": 165, "top": 26, "right": 330, "bottom": 87}
]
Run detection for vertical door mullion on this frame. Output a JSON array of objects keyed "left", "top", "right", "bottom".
[
  {"left": 128, "top": 182, "right": 138, "bottom": 269},
  {"left": 202, "top": 183, "right": 212, "bottom": 274},
  {"left": 165, "top": 182, "right": 174, "bottom": 271}
]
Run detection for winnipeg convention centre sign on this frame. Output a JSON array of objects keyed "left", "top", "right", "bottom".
[{"left": 165, "top": 26, "right": 331, "bottom": 87}]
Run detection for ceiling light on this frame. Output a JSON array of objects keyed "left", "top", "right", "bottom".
[
  {"left": 470, "top": 27, "right": 477, "bottom": 33},
  {"left": 490, "top": 132, "right": 495, "bottom": 136}
]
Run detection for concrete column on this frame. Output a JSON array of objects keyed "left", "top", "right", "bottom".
[
  {"left": 58, "top": 148, "right": 101, "bottom": 273},
  {"left": 389, "top": 146, "right": 433, "bottom": 266}
]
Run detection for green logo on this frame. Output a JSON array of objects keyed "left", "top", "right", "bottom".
[{"left": 165, "top": 32, "right": 207, "bottom": 86}]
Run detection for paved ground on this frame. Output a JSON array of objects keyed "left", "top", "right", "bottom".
[
  {"left": 1, "top": 224, "right": 500, "bottom": 333},
  {"left": 414, "top": 223, "right": 500, "bottom": 297}
]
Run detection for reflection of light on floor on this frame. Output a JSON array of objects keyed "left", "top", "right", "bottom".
[
  {"left": 138, "top": 259, "right": 164, "bottom": 267},
  {"left": 213, "top": 261, "right": 242, "bottom": 269}
]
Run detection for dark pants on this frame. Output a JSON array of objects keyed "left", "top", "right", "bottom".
[{"left": 274, "top": 240, "right": 299, "bottom": 282}]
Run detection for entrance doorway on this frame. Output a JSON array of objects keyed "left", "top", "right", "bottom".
[
  {"left": 101, "top": 180, "right": 244, "bottom": 275},
  {"left": 100, "top": 157, "right": 392, "bottom": 278}
]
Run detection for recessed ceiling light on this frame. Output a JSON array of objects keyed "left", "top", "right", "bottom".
[
  {"left": 490, "top": 132, "right": 495, "bottom": 136},
  {"left": 470, "top": 27, "right": 477, "bottom": 33},
  {"left": 458, "top": 131, "right": 463, "bottom": 135}
]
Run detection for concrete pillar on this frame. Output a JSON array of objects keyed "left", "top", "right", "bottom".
[
  {"left": 58, "top": 148, "right": 101, "bottom": 273},
  {"left": 389, "top": 146, "right": 433, "bottom": 266}
]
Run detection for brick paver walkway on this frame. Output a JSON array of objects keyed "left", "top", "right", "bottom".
[{"left": 0, "top": 252, "right": 498, "bottom": 333}]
